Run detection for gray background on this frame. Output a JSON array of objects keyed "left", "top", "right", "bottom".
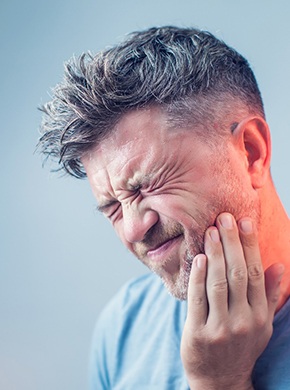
[{"left": 1, "top": 0, "right": 289, "bottom": 389}]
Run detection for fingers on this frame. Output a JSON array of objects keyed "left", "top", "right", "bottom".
[
  {"left": 238, "top": 217, "right": 284, "bottom": 317},
  {"left": 238, "top": 218, "right": 267, "bottom": 309},
  {"left": 264, "top": 263, "right": 284, "bottom": 317},
  {"left": 188, "top": 213, "right": 251, "bottom": 326},
  {"left": 187, "top": 254, "right": 208, "bottom": 328},
  {"left": 183, "top": 211, "right": 284, "bottom": 387},
  {"left": 187, "top": 212, "right": 283, "bottom": 327},
  {"left": 215, "top": 214, "right": 248, "bottom": 310},
  {"left": 204, "top": 227, "right": 229, "bottom": 320}
]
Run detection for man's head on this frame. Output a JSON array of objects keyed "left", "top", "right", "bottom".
[{"left": 38, "top": 26, "right": 272, "bottom": 300}]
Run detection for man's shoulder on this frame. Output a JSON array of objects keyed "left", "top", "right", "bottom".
[{"left": 97, "top": 273, "right": 183, "bottom": 331}]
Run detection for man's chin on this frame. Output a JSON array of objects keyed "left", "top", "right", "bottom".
[
  {"left": 161, "top": 279, "right": 189, "bottom": 301},
  {"left": 146, "top": 250, "right": 194, "bottom": 300},
  {"left": 158, "top": 268, "right": 191, "bottom": 301}
]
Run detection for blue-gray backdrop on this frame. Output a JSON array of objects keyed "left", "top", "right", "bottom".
[{"left": 1, "top": 0, "right": 289, "bottom": 388}]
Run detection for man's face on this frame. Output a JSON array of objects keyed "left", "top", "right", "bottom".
[{"left": 82, "top": 107, "right": 259, "bottom": 300}]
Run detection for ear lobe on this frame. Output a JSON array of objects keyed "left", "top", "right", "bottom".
[{"left": 234, "top": 117, "right": 271, "bottom": 189}]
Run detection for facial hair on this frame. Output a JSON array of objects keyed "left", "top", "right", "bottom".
[
  {"left": 132, "top": 213, "right": 209, "bottom": 300},
  {"left": 132, "top": 163, "right": 261, "bottom": 301}
]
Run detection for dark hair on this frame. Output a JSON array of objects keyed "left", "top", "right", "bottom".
[{"left": 38, "top": 26, "right": 265, "bottom": 178}]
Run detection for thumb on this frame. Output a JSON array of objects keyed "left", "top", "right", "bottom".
[{"left": 264, "top": 262, "right": 284, "bottom": 317}]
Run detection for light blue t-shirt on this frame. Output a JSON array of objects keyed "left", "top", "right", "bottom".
[{"left": 89, "top": 273, "right": 290, "bottom": 389}]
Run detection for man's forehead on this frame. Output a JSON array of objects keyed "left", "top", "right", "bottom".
[
  {"left": 82, "top": 112, "right": 180, "bottom": 191},
  {"left": 81, "top": 104, "right": 224, "bottom": 196},
  {"left": 88, "top": 107, "right": 176, "bottom": 158},
  {"left": 82, "top": 104, "right": 220, "bottom": 175}
]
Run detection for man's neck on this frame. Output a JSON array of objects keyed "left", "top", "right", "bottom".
[{"left": 259, "top": 181, "right": 290, "bottom": 311}]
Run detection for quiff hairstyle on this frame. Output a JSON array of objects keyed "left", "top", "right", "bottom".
[{"left": 38, "top": 26, "right": 265, "bottom": 178}]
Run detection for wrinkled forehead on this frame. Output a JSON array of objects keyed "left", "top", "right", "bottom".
[{"left": 81, "top": 106, "right": 208, "bottom": 202}]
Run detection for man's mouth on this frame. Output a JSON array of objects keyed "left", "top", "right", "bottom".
[{"left": 146, "top": 234, "right": 183, "bottom": 261}]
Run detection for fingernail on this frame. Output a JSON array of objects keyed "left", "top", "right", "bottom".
[
  {"left": 220, "top": 213, "right": 233, "bottom": 229},
  {"left": 209, "top": 228, "right": 220, "bottom": 242},
  {"left": 239, "top": 219, "right": 253, "bottom": 234}
]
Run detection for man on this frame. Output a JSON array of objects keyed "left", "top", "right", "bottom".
[{"left": 38, "top": 26, "right": 290, "bottom": 389}]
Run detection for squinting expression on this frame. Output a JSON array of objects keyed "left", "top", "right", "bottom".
[{"left": 82, "top": 107, "right": 258, "bottom": 300}]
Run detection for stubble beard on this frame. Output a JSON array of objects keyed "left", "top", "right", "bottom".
[
  {"left": 151, "top": 192, "right": 260, "bottom": 301},
  {"left": 133, "top": 217, "right": 208, "bottom": 301},
  {"left": 160, "top": 248, "right": 197, "bottom": 301},
  {"left": 159, "top": 230, "right": 205, "bottom": 301},
  {"left": 132, "top": 167, "right": 261, "bottom": 301}
]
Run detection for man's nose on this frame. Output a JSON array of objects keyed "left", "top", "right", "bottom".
[{"left": 122, "top": 203, "right": 159, "bottom": 243}]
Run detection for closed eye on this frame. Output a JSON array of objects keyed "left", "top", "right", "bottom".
[{"left": 97, "top": 200, "right": 120, "bottom": 218}]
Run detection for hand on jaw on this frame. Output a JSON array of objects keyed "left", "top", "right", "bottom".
[{"left": 180, "top": 212, "right": 284, "bottom": 390}]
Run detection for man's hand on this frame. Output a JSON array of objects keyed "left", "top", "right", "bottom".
[{"left": 180, "top": 213, "right": 284, "bottom": 390}]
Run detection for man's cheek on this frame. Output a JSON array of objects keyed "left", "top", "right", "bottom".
[{"left": 154, "top": 199, "right": 191, "bottom": 223}]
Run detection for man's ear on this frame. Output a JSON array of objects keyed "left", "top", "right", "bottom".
[{"left": 233, "top": 116, "right": 271, "bottom": 189}]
